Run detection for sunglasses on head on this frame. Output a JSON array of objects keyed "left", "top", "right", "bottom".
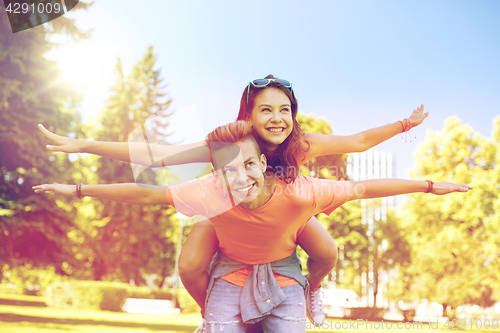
[{"left": 246, "top": 78, "right": 293, "bottom": 104}]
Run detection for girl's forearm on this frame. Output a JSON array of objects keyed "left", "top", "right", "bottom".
[
  {"left": 80, "top": 140, "right": 210, "bottom": 166},
  {"left": 356, "top": 105, "right": 427, "bottom": 151},
  {"left": 80, "top": 141, "right": 138, "bottom": 163},
  {"left": 357, "top": 122, "right": 404, "bottom": 151},
  {"left": 304, "top": 118, "right": 414, "bottom": 157}
]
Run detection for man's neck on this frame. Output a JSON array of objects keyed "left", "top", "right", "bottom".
[{"left": 240, "top": 172, "right": 279, "bottom": 210}]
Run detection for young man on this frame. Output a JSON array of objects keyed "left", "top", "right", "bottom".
[{"left": 34, "top": 121, "right": 472, "bottom": 332}]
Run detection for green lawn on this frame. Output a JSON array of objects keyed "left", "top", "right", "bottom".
[
  {"left": 0, "top": 304, "right": 202, "bottom": 333},
  {"left": 0, "top": 293, "right": 47, "bottom": 307},
  {"left": 1, "top": 295, "right": 499, "bottom": 333}
]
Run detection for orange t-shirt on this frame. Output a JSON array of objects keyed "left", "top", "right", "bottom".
[{"left": 166, "top": 176, "right": 352, "bottom": 286}]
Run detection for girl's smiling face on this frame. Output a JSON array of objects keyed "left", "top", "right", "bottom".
[{"left": 249, "top": 87, "right": 293, "bottom": 149}]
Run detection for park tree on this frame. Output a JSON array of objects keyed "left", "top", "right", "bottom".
[
  {"left": 321, "top": 200, "right": 410, "bottom": 305},
  {"left": 296, "top": 113, "right": 410, "bottom": 305},
  {"left": 0, "top": 3, "right": 90, "bottom": 281},
  {"left": 297, "top": 113, "right": 346, "bottom": 180},
  {"left": 317, "top": 200, "right": 366, "bottom": 294},
  {"left": 488, "top": 115, "right": 500, "bottom": 296},
  {"left": 391, "top": 116, "right": 500, "bottom": 315},
  {"left": 365, "top": 207, "right": 411, "bottom": 306},
  {"left": 294, "top": 113, "right": 350, "bottom": 282},
  {"left": 296, "top": 113, "right": 365, "bottom": 294},
  {"left": 71, "top": 46, "right": 179, "bottom": 287}
]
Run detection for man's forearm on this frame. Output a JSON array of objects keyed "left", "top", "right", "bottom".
[
  {"left": 351, "top": 179, "right": 428, "bottom": 200},
  {"left": 80, "top": 183, "right": 167, "bottom": 205}
]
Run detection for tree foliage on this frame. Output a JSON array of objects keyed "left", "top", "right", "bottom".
[
  {"left": 296, "top": 113, "right": 410, "bottom": 301},
  {"left": 71, "top": 46, "right": 178, "bottom": 286},
  {"left": 389, "top": 116, "right": 500, "bottom": 312},
  {"left": 297, "top": 113, "right": 346, "bottom": 180},
  {"left": 0, "top": 3, "right": 90, "bottom": 277},
  {"left": 1, "top": 6, "right": 180, "bottom": 289}
]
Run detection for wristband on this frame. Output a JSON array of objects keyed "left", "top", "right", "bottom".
[
  {"left": 398, "top": 118, "right": 412, "bottom": 133},
  {"left": 425, "top": 180, "right": 434, "bottom": 193},
  {"left": 76, "top": 183, "right": 84, "bottom": 198},
  {"left": 397, "top": 118, "right": 416, "bottom": 142}
]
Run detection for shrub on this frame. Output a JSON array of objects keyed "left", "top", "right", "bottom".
[
  {"left": 152, "top": 289, "right": 173, "bottom": 300},
  {"left": 0, "top": 283, "right": 22, "bottom": 295},
  {"left": 99, "top": 284, "right": 129, "bottom": 311},
  {"left": 1, "top": 265, "right": 63, "bottom": 296},
  {"left": 44, "top": 281, "right": 73, "bottom": 309},
  {"left": 349, "top": 307, "right": 385, "bottom": 321},
  {"left": 176, "top": 288, "right": 200, "bottom": 313},
  {"left": 127, "top": 286, "right": 172, "bottom": 300},
  {"left": 44, "top": 280, "right": 129, "bottom": 311}
]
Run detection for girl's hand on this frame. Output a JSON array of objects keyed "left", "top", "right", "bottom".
[
  {"left": 408, "top": 104, "right": 429, "bottom": 127},
  {"left": 432, "top": 182, "right": 473, "bottom": 195},
  {"left": 32, "top": 183, "right": 77, "bottom": 197},
  {"left": 38, "top": 124, "right": 83, "bottom": 153}
]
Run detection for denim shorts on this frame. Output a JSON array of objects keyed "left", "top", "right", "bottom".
[{"left": 203, "top": 278, "right": 306, "bottom": 333}]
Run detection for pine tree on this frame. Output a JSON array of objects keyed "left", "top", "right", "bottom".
[
  {"left": 79, "top": 46, "right": 177, "bottom": 285},
  {"left": 0, "top": 3, "right": 90, "bottom": 278}
]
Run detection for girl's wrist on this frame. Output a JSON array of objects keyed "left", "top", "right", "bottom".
[
  {"left": 77, "top": 139, "right": 89, "bottom": 153},
  {"left": 398, "top": 118, "right": 412, "bottom": 133}
]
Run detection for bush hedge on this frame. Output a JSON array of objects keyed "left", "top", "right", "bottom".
[
  {"left": 176, "top": 288, "right": 200, "bottom": 313},
  {"left": 348, "top": 307, "right": 385, "bottom": 321},
  {"left": 44, "top": 281, "right": 129, "bottom": 311},
  {"left": 44, "top": 280, "right": 194, "bottom": 312},
  {"left": 0, "top": 283, "right": 22, "bottom": 295},
  {"left": 126, "top": 285, "right": 173, "bottom": 300}
]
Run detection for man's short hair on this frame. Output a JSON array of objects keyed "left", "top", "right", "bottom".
[{"left": 206, "top": 120, "right": 261, "bottom": 170}]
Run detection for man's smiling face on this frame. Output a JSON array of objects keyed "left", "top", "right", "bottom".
[{"left": 212, "top": 138, "right": 267, "bottom": 209}]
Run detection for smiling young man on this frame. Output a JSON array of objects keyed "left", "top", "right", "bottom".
[{"left": 34, "top": 120, "right": 472, "bottom": 333}]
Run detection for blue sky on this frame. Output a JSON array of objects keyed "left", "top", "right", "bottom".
[{"left": 49, "top": 0, "right": 500, "bottom": 180}]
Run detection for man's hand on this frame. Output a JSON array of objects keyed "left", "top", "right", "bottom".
[
  {"left": 32, "top": 183, "right": 77, "bottom": 197},
  {"left": 38, "top": 124, "right": 84, "bottom": 153},
  {"left": 432, "top": 182, "right": 473, "bottom": 195}
]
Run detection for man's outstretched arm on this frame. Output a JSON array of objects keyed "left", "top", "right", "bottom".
[
  {"left": 349, "top": 179, "right": 472, "bottom": 201},
  {"left": 33, "top": 183, "right": 170, "bottom": 206}
]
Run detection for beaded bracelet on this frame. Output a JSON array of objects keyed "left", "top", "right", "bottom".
[
  {"left": 397, "top": 118, "right": 416, "bottom": 142},
  {"left": 398, "top": 118, "right": 412, "bottom": 132},
  {"left": 425, "top": 180, "right": 434, "bottom": 193},
  {"left": 76, "top": 183, "right": 83, "bottom": 198}
]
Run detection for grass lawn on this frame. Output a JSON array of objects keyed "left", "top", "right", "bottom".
[
  {"left": 0, "top": 293, "right": 47, "bottom": 307},
  {"left": 1, "top": 295, "right": 499, "bottom": 332},
  {"left": 0, "top": 304, "right": 203, "bottom": 333}
]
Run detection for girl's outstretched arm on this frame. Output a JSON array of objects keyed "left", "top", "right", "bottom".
[
  {"left": 32, "top": 183, "right": 169, "bottom": 205},
  {"left": 303, "top": 104, "right": 429, "bottom": 158},
  {"left": 349, "top": 179, "right": 472, "bottom": 201},
  {"left": 38, "top": 124, "right": 210, "bottom": 167}
]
